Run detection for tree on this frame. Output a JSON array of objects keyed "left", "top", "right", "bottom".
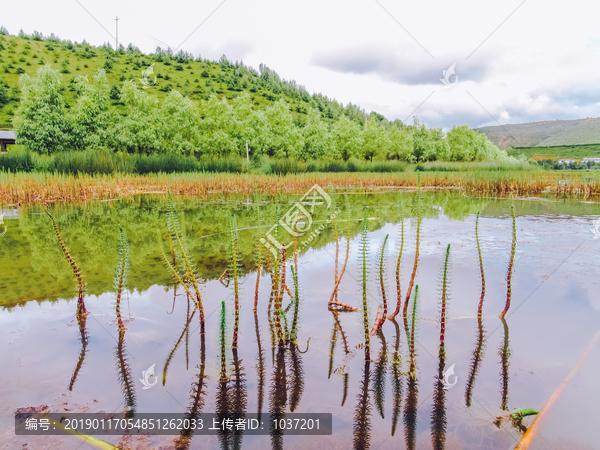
[
  {"left": 197, "top": 94, "right": 237, "bottom": 157},
  {"left": 331, "top": 116, "right": 363, "bottom": 161},
  {"left": 411, "top": 120, "right": 435, "bottom": 162},
  {"left": 387, "top": 125, "right": 413, "bottom": 161},
  {"left": 361, "top": 118, "right": 390, "bottom": 161},
  {"left": 299, "top": 108, "right": 331, "bottom": 160},
  {"left": 161, "top": 90, "right": 198, "bottom": 154},
  {"left": 70, "top": 69, "right": 114, "bottom": 149},
  {"left": 13, "top": 65, "right": 72, "bottom": 154},
  {"left": 263, "top": 100, "right": 302, "bottom": 158}
]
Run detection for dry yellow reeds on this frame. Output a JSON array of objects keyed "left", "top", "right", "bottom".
[{"left": 1, "top": 171, "right": 600, "bottom": 205}]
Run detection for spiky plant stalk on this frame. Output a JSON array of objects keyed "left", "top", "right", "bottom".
[
  {"left": 465, "top": 315, "right": 486, "bottom": 408},
  {"left": 219, "top": 300, "right": 228, "bottom": 382},
  {"left": 439, "top": 244, "right": 451, "bottom": 357},
  {"left": 373, "top": 330, "right": 388, "bottom": 419},
  {"left": 499, "top": 316, "right": 511, "bottom": 411},
  {"left": 353, "top": 360, "right": 372, "bottom": 450},
  {"left": 227, "top": 211, "right": 242, "bottom": 348},
  {"left": 254, "top": 309, "right": 265, "bottom": 421},
  {"left": 254, "top": 203, "right": 264, "bottom": 312},
  {"left": 164, "top": 192, "right": 205, "bottom": 335},
  {"left": 116, "top": 329, "right": 136, "bottom": 418},
  {"left": 45, "top": 209, "right": 86, "bottom": 316},
  {"left": 359, "top": 208, "right": 371, "bottom": 361},
  {"left": 114, "top": 225, "right": 130, "bottom": 332},
  {"left": 328, "top": 314, "right": 339, "bottom": 379},
  {"left": 407, "top": 285, "right": 420, "bottom": 376},
  {"left": 500, "top": 197, "right": 517, "bottom": 317},
  {"left": 403, "top": 175, "right": 422, "bottom": 318},
  {"left": 290, "top": 265, "right": 301, "bottom": 344},
  {"left": 330, "top": 184, "right": 340, "bottom": 302},
  {"left": 390, "top": 319, "right": 402, "bottom": 437},
  {"left": 388, "top": 202, "right": 405, "bottom": 320},
  {"left": 474, "top": 212, "right": 487, "bottom": 317},
  {"left": 273, "top": 246, "right": 286, "bottom": 345},
  {"left": 375, "top": 234, "right": 389, "bottom": 332}
]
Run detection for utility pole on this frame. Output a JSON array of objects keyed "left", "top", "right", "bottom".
[{"left": 115, "top": 16, "right": 119, "bottom": 51}]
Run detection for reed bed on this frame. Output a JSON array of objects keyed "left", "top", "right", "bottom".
[{"left": 2, "top": 171, "right": 600, "bottom": 205}]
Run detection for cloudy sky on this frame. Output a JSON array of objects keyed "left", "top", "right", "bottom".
[{"left": 3, "top": 0, "right": 600, "bottom": 129}]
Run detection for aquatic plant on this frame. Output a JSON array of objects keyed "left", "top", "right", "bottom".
[
  {"left": 162, "top": 308, "right": 197, "bottom": 386},
  {"left": 253, "top": 202, "right": 264, "bottom": 311},
  {"left": 329, "top": 193, "right": 356, "bottom": 311},
  {"left": 161, "top": 191, "right": 205, "bottom": 335},
  {"left": 215, "top": 301, "right": 232, "bottom": 448},
  {"left": 358, "top": 208, "right": 371, "bottom": 361},
  {"left": 269, "top": 344, "right": 288, "bottom": 450},
  {"left": 230, "top": 346, "right": 248, "bottom": 449},
  {"left": 388, "top": 201, "right": 405, "bottom": 320},
  {"left": 173, "top": 316, "right": 207, "bottom": 450},
  {"left": 407, "top": 286, "right": 420, "bottom": 376},
  {"left": 227, "top": 211, "right": 242, "bottom": 348},
  {"left": 113, "top": 225, "right": 130, "bottom": 332},
  {"left": 438, "top": 244, "right": 451, "bottom": 357},
  {"left": 288, "top": 340, "right": 306, "bottom": 412},
  {"left": 371, "top": 234, "right": 389, "bottom": 334},
  {"left": 45, "top": 209, "right": 86, "bottom": 316},
  {"left": 500, "top": 196, "right": 517, "bottom": 317},
  {"left": 254, "top": 310, "right": 265, "bottom": 421},
  {"left": 389, "top": 319, "right": 403, "bottom": 437},
  {"left": 499, "top": 316, "right": 511, "bottom": 411},
  {"left": 328, "top": 314, "right": 339, "bottom": 380},
  {"left": 372, "top": 330, "right": 388, "bottom": 419},
  {"left": 465, "top": 316, "right": 486, "bottom": 408},
  {"left": 403, "top": 364, "right": 419, "bottom": 450},
  {"left": 67, "top": 311, "right": 88, "bottom": 391},
  {"left": 219, "top": 300, "right": 228, "bottom": 382},
  {"left": 353, "top": 360, "right": 372, "bottom": 450},
  {"left": 289, "top": 265, "right": 301, "bottom": 344},
  {"left": 115, "top": 329, "right": 136, "bottom": 418},
  {"left": 430, "top": 247, "right": 451, "bottom": 450},
  {"left": 475, "top": 212, "right": 486, "bottom": 317},
  {"left": 403, "top": 175, "right": 422, "bottom": 319}
]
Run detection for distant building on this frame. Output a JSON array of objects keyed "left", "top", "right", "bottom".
[
  {"left": 582, "top": 157, "right": 600, "bottom": 163},
  {"left": 558, "top": 159, "right": 576, "bottom": 164},
  {"left": 0, "top": 130, "right": 16, "bottom": 152}
]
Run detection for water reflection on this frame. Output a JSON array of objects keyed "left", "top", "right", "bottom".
[
  {"left": 499, "top": 317, "right": 511, "bottom": 411},
  {"left": 115, "top": 328, "right": 136, "bottom": 418},
  {"left": 389, "top": 319, "right": 403, "bottom": 437},
  {"left": 465, "top": 316, "right": 486, "bottom": 408},
  {"left": 353, "top": 360, "right": 372, "bottom": 450},
  {"left": 68, "top": 311, "right": 88, "bottom": 392}
]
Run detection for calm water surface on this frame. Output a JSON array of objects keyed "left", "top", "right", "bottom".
[{"left": 1, "top": 192, "right": 599, "bottom": 449}]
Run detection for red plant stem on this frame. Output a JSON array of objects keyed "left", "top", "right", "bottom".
[
  {"left": 232, "top": 225, "right": 240, "bottom": 349},
  {"left": 273, "top": 246, "right": 286, "bottom": 343},
  {"left": 475, "top": 213, "right": 486, "bottom": 317},
  {"left": 500, "top": 202, "right": 516, "bottom": 317},
  {"left": 403, "top": 207, "right": 420, "bottom": 319}
]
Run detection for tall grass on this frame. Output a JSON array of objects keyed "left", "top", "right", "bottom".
[{"left": 3, "top": 170, "right": 600, "bottom": 205}]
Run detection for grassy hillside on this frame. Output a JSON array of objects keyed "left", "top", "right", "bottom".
[
  {"left": 0, "top": 29, "right": 372, "bottom": 129},
  {"left": 508, "top": 143, "right": 600, "bottom": 160},
  {"left": 476, "top": 118, "right": 600, "bottom": 150}
]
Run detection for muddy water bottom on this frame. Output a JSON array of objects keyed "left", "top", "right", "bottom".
[{"left": 1, "top": 194, "right": 600, "bottom": 449}]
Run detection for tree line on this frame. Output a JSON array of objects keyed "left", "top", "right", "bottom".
[{"left": 13, "top": 64, "right": 512, "bottom": 163}]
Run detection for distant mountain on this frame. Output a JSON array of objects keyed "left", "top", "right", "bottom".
[{"left": 475, "top": 118, "right": 600, "bottom": 149}]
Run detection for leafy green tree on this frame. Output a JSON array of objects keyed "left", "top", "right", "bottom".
[
  {"left": 299, "top": 108, "right": 331, "bottom": 160},
  {"left": 113, "top": 81, "right": 164, "bottom": 154},
  {"left": 387, "top": 125, "right": 414, "bottom": 161},
  {"left": 13, "top": 65, "right": 72, "bottom": 153},
  {"left": 331, "top": 116, "right": 363, "bottom": 161},
  {"left": 361, "top": 118, "right": 390, "bottom": 161},
  {"left": 161, "top": 90, "right": 198, "bottom": 154},
  {"left": 197, "top": 94, "right": 238, "bottom": 157},
  {"left": 70, "top": 69, "right": 114, "bottom": 149},
  {"left": 0, "top": 83, "right": 9, "bottom": 106},
  {"left": 411, "top": 120, "right": 436, "bottom": 162},
  {"left": 263, "top": 100, "right": 302, "bottom": 158}
]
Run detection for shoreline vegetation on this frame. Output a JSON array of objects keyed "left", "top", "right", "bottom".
[{"left": 2, "top": 169, "right": 599, "bottom": 205}]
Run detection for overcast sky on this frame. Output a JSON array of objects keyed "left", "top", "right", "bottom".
[{"left": 2, "top": 0, "right": 600, "bottom": 129}]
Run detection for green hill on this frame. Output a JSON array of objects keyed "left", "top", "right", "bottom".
[
  {"left": 476, "top": 118, "right": 600, "bottom": 149},
  {"left": 0, "top": 28, "right": 373, "bottom": 129}
]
